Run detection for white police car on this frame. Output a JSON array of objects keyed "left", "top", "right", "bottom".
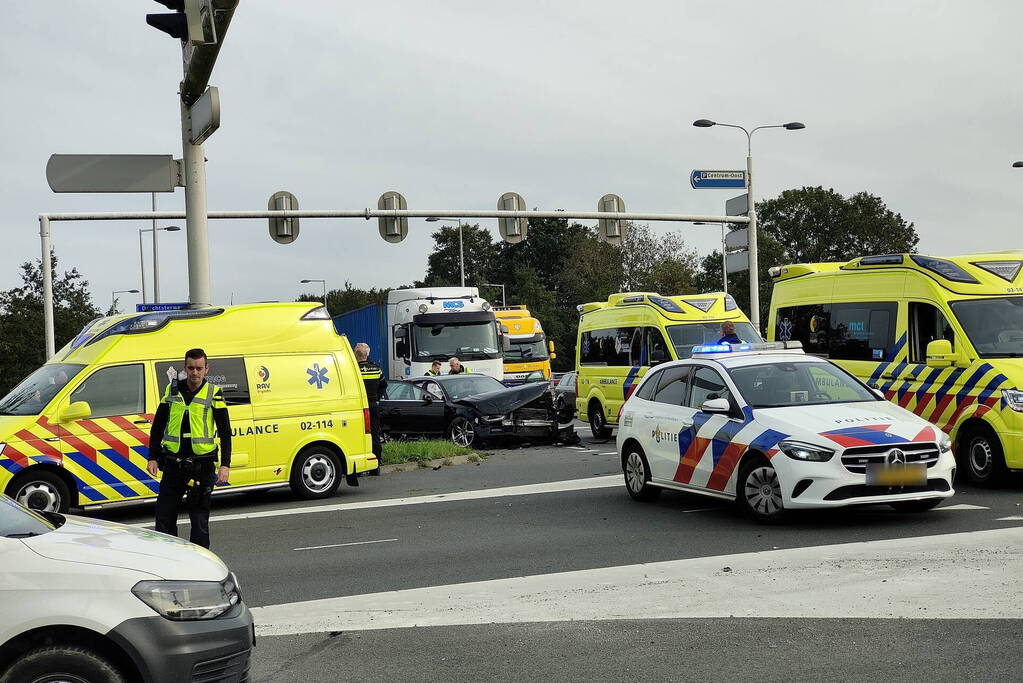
[{"left": 617, "top": 342, "right": 956, "bottom": 522}]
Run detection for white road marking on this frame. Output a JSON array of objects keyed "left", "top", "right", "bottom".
[
  {"left": 600, "top": 452, "right": 618, "bottom": 456},
  {"left": 682, "top": 507, "right": 719, "bottom": 513},
  {"left": 996, "top": 516, "right": 1023, "bottom": 521},
  {"left": 252, "top": 526, "right": 1023, "bottom": 635},
  {"left": 294, "top": 538, "right": 397, "bottom": 552},
  {"left": 937, "top": 504, "right": 989, "bottom": 510}
]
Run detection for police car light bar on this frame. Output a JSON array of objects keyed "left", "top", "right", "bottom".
[{"left": 691, "top": 341, "right": 804, "bottom": 354}]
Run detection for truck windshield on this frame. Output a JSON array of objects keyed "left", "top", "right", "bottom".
[
  {"left": 949, "top": 297, "right": 1023, "bottom": 358},
  {"left": 0, "top": 364, "right": 85, "bottom": 416},
  {"left": 666, "top": 322, "right": 762, "bottom": 358},
  {"left": 413, "top": 322, "right": 500, "bottom": 361},
  {"left": 504, "top": 340, "right": 548, "bottom": 362},
  {"left": 0, "top": 494, "right": 58, "bottom": 538}
]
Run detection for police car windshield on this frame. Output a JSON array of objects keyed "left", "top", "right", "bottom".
[
  {"left": 442, "top": 375, "right": 507, "bottom": 400},
  {"left": 0, "top": 364, "right": 85, "bottom": 416},
  {"left": 728, "top": 361, "right": 877, "bottom": 408},
  {"left": 949, "top": 297, "right": 1023, "bottom": 358},
  {"left": 0, "top": 494, "right": 58, "bottom": 538},
  {"left": 667, "top": 322, "right": 761, "bottom": 358},
  {"left": 503, "top": 340, "right": 548, "bottom": 361},
  {"left": 413, "top": 322, "right": 500, "bottom": 361}
]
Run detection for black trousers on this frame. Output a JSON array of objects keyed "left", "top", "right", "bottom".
[
  {"left": 368, "top": 402, "right": 382, "bottom": 464},
  {"left": 154, "top": 459, "right": 217, "bottom": 548}
]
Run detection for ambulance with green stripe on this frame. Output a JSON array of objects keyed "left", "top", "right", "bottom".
[
  {"left": 768, "top": 251, "right": 1023, "bottom": 485},
  {"left": 575, "top": 292, "right": 760, "bottom": 438},
  {"left": 0, "top": 302, "right": 376, "bottom": 512}
]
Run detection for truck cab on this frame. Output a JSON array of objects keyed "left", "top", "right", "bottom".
[{"left": 495, "top": 306, "right": 555, "bottom": 384}]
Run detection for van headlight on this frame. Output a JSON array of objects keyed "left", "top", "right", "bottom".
[
  {"left": 939, "top": 433, "right": 953, "bottom": 453},
  {"left": 132, "top": 573, "right": 241, "bottom": 621},
  {"left": 779, "top": 440, "right": 834, "bottom": 462},
  {"left": 1002, "top": 389, "right": 1023, "bottom": 413}
]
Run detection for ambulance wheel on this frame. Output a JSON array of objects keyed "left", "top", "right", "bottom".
[
  {"left": 449, "top": 417, "right": 477, "bottom": 449},
  {"left": 0, "top": 644, "right": 125, "bottom": 683},
  {"left": 738, "top": 457, "right": 787, "bottom": 524},
  {"left": 289, "top": 447, "right": 342, "bottom": 500},
  {"left": 7, "top": 469, "right": 70, "bottom": 513},
  {"left": 588, "top": 401, "right": 612, "bottom": 439},
  {"left": 889, "top": 498, "right": 942, "bottom": 512},
  {"left": 623, "top": 445, "right": 660, "bottom": 502},
  {"left": 960, "top": 426, "right": 1007, "bottom": 487}
]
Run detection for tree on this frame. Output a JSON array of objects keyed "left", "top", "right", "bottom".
[
  {"left": 417, "top": 223, "right": 499, "bottom": 288},
  {"left": 619, "top": 223, "right": 700, "bottom": 295},
  {"left": 0, "top": 252, "right": 102, "bottom": 394},
  {"left": 298, "top": 280, "right": 391, "bottom": 316}
]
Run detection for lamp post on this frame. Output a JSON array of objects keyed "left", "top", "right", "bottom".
[
  {"left": 694, "top": 221, "right": 728, "bottom": 294},
  {"left": 301, "top": 279, "right": 327, "bottom": 308},
  {"left": 693, "top": 118, "right": 805, "bottom": 333},
  {"left": 482, "top": 283, "right": 506, "bottom": 306},
  {"left": 138, "top": 225, "right": 181, "bottom": 303},
  {"left": 425, "top": 217, "right": 465, "bottom": 287},
  {"left": 111, "top": 289, "right": 139, "bottom": 314}
]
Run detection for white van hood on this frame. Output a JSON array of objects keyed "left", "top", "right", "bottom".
[
  {"left": 754, "top": 399, "right": 941, "bottom": 446},
  {"left": 23, "top": 514, "right": 228, "bottom": 582}
]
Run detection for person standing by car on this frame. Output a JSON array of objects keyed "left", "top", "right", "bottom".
[
  {"left": 426, "top": 360, "right": 443, "bottom": 376},
  {"left": 448, "top": 357, "right": 468, "bottom": 374},
  {"left": 355, "top": 342, "right": 386, "bottom": 476},
  {"left": 717, "top": 321, "right": 743, "bottom": 344},
  {"left": 146, "top": 348, "right": 231, "bottom": 549}
]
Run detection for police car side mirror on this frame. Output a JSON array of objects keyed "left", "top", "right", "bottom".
[
  {"left": 58, "top": 400, "right": 91, "bottom": 423},
  {"left": 701, "top": 398, "right": 731, "bottom": 414},
  {"left": 870, "top": 387, "right": 885, "bottom": 400}
]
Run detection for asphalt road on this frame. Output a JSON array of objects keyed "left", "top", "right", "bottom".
[{"left": 83, "top": 429, "right": 1023, "bottom": 681}]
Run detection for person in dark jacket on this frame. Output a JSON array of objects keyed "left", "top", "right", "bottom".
[
  {"left": 448, "top": 357, "right": 468, "bottom": 374},
  {"left": 717, "top": 321, "right": 743, "bottom": 345},
  {"left": 355, "top": 343, "right": 386, "bottom": 476}
]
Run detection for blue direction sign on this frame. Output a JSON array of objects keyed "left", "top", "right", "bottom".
[
  {"left": 690, "top": 170, "right": 747, "bottom": 189},
  {"left": 136, "top": 302, "right": 190, "bottom": 313}
]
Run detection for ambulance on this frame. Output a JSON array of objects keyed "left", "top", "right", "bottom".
[
  {"left": 768, "top": 251, "right": 1023, "bottom": 485},
  {"left": 494, "top": 305, "right": 555, "bottom": 383},
  {"left": 0, "top": 302, "right": 376, "bottom": 512},
  {"left": 575, "top": 291, "right": 760, "bottom": 439}
]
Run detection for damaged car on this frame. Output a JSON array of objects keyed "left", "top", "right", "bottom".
[{"left": 379, "top": 374, "right": 577, "bottom": 448}]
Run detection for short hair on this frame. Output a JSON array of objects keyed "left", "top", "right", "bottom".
[
  {"left": 184, "top": 348, "right": 208, "bottom": 365},
  {"left": 449, "top": 357, "right": 460, "bottom": 364},
  {"left": 431, "top": 360, "right": 442, "bottom": 366},
  {"left": 354, "top": 343, "right": 370, "bottom": 360},
  {"left": 721, "top": 321, "right": 736, "bottom": 334}
]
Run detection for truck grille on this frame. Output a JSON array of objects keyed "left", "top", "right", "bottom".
[
  {"left": 840, "top": 442, "right": 939, "bottom": 474},
  {"left": 192, "top": 649, "right": 251, "bottom": 683}
]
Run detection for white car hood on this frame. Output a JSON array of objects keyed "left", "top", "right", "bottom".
[
  {"left": 754, "top": 399, "right": 940, "bottom": 446},
  {"left": 23, "top": 514, "right": 228, "bottom": 581}
]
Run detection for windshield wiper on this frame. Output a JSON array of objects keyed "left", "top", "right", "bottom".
[{"left": 5, "top": 531, "right": 43, "bottom": 538}]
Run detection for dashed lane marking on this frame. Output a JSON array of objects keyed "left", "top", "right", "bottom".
[
  {"left": 294, "top": 538, "right": 397, "bottom": 552},
  {"left": 938, "top": 504, "right": 989, "bottom": 510}
]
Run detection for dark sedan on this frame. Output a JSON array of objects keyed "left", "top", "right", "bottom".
[{"left": 379, "top": 374, "right": 576, "bottom": 448}]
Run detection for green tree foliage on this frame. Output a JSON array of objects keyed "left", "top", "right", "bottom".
[
  {"left": 619, "top": 222, "right": 700, "bottom": 295},
  {"left": 298, "top": 280, "right": 391, "bottom": 315},
  {"left": 0, "top": 252, "right": 101, "bottom": 394},
  {"left": 417, "top": 223, "right": 499, "bottom": 288}
]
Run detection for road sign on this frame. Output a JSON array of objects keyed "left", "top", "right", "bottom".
[
  {"left": 268, "top": 191, "right": 299, "bottom": 244},
  {"left": 690, "top": 170, "right": 746, "bottom": 189},
  {"left": 724, "top": 227, "right": 749, "bottom": 251},
  {"left": 597, "top": 194, "right": 626, "bottom": 245},
  {"left": 726, "top": 251, "right": 750, "bottom": 274},
  {"left": 726, "top": 193, "right": 748, "bottom": 216},
  {"left": 136, "top": 302, "right": 190, "bottom": 313},
  {"left": 46, "top": 154, "right": 180, "bottom": 193},
  {"left": 378, "top": 191, "right": 409, "bottom": 243},
  {"left": 189, "top": 86, "right": 220, "bottom": 145},
  {"left": 498, "top": 192, "right": 528, "bottom": 244}
]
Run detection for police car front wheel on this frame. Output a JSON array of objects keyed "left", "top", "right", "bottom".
[
  {"left": 290, "top": 447, "right": 342, "bottom": 500},
  {"left": 738, "top": 458, "right": 787, "bottom": 524},
  {"left": 0, "top": 644, "right": 124, "bottom": 683}
]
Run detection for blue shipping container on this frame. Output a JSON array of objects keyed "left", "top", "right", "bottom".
[{"left": 333, "top": 304, "right": 388, "bottom": 368}]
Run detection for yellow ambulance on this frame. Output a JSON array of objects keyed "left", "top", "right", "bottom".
[
  {"left": 494, "top": 306, "right": 555, "bottom": 383},
  {"left": 0, "top": 302, "right": 376, "bottom": 512},
  {"left": 768, "top": 251, "right": 1023, "bottom": 485},
  {"left": 575, "top": 292, "right": 760, "bottom": 438}
]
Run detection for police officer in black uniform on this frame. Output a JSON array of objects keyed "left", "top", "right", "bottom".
[{"left": 354, "top": 343, "right": 386, "bottom": 476}]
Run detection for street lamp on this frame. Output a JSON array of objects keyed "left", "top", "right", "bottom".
[
  {"left": 694, "top": 222, "right": 728, "bottom": 295},
  {"left": 138, "top": 225, "right": 181, "bottom": 303},
  {"left": 482, "top": 283, "right": 506, "bottom": 306},
  {"left": 111, "top": 289, "right": 139, "bottom": 314},
  {"left": 693, "top": 118, "right": 805, "bottom": 333},
  {"left": 301, "top": 279, "right": 327, "bottom": 308},
  {"left": 425, "top": 217, "right": 466, "bottom": 287}
]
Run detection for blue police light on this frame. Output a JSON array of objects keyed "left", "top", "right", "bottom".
[{"left": 691, "top": 344, "right": 733, "bottom": 354}]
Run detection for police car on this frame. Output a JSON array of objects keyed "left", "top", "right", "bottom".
[{"left": 617, "top": 342, "right": 956, "bottom": 522}]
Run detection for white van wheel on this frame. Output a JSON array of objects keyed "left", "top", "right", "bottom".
[
  {"left": 9, "top": 471, "right": 70, "bottom": 513},
  {"left": 0, "top": 645, "right": 124, "bottom": 683},
  {"left": 289, "top": 447, "right": 342, "bottom": 500}
]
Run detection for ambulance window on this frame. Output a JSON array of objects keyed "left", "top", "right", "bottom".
[
  {"left": 908, "top": 302, "right": 955, "bottom": 363},
  {"left": 646, "top": 328, "right": 672, "bottom": 365},
  {"left": 775, "top": 305, "right": 829, "bottom": 356},
  {"left": 209, "top": 357, "right": 249, "bottom": 405},
  {"left": 579, "top": 327, "right": 636, "bottom": 366},
  {"left": 828, "top": 302, "right": 898, "bottom": 362},
  {"left": 628, "top": 328, "right": 644, "bottom": 366},
  {"left": 688, "top": 367, "right": 730, "bottom": 410},
  {"left": 69, "top": 364, "right": 144, "bottom": 418},
  {"left": 652, "top": 366, "right": 690, "bottom": 406}
]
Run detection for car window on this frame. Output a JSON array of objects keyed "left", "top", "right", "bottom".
[
  {"left": 69, "top": 364, "right": 145, "bottom": 418},
  {"left": 385, "top": 382, "right": 425, "bottom": 400},
  {"left": 652, "top": 366, "right": 690, "bottom": 406},
  {"left": 688, "top": 367, "right": 730, "bottom": 410},
  {"left": 635, "top": 370, "right": 662, "bottom": 400},
  {"left": 422, "top": 381, "right": 445, "bottom": 400}
]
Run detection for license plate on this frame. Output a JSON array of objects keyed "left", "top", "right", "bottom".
[{"left": 866, "top": 463, "right": 926, "bottom": 487}]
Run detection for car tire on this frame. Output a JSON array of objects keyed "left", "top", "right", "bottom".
[
  {"left": 889, "top": 498, "right": 942, "bottom": 512},
  {"left": 588, "top": 401, "right": 612, "bottom": 439},
  {"left": 0, "top": 645, "right": 125, "bottom": 683},
  {"left": 449, "top": 417, "right": 477, "bottom": 449},
  {"left": 623, "top": 446, "right": 661, "bottom": 502},
  {"left": 959, "top": 427, "right": 1007, "bottom": 487},
  {"left": 289, "top": 447, "right": 342, "bottom": 500},
  {"left": 737, "top": 457, "right": 787, "bottom": 524},
  {"left": 7, "top": 469, "right": 71, "bottom": 513}
]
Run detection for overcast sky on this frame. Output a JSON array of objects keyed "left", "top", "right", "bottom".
[{"left": 2, "top": 1, "right": 1020, "bottom": 311}]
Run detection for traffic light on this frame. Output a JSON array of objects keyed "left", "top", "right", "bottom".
[{"left": 147, "top": 0, "right": 217, "bottom": 45}]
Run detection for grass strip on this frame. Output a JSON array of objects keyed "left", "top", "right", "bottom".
[{"left": 381, "top": 439, "right": 476, "bottom": 466}]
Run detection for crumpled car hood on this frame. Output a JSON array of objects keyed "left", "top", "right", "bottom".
[{"left": 454, "top": 382, "right": 550, "bottom": 415}]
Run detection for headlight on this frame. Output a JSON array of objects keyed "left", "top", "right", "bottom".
[
  {"left": 1002, "top": 389, "right": 1023, "bottom": 413},
  {"left": 779, "top": 440, "right": 834, "bottom": 462},
  {"left": 939, "top": 433, "right": 953, "bottom": 453},
  {"left": 132, "top": 573, "right": 241, "bottom": 621}
]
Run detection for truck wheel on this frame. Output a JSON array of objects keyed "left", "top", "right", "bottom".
[
  {"left": 289, "top": 447, "right": 342, "bottom": 500},
  {"left": 7, "top": 469, "right": 70, "bottom": 513},
  {"left": 0, "top": 645, "right": 125, "bottom": 683},
  {"left": 959, "top": 426, "right": 1007, "bottom": 487},
  {"left": 588, "top": 401, "right": 612, "bottom": 439}
]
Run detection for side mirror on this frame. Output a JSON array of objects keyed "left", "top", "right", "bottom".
[
  {"left": 870, "top": 387, "right": 886, "bottom": 400},
  {"left": 393, "top": 326, "right": 407, "bottom": 340},
  {"left": 926, "top": 339, "right": 954, "bottom": 368},
  {"left": 58, "top": 400, "right": 91, "bottom": 423},
  {"left": 701, "top": 398, "right": 731, "bottom": 414},
  {"left": 395, "top": 341, "right": 408, "bottom": 358},
  {"left": 422, "top": 394, "right": 433, "bottom": 404},
  {"left": 549, "top": 352, "right": 557, "bottom": 360},
  {"left": 548, "top": 341, "right": 555, "bottom": 353}
]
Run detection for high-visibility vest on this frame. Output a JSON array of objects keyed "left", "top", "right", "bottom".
[{"left": 161, "top": 381, "right": 224, "bottom": 455}]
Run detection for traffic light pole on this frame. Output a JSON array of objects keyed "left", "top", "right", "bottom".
[{"left": 180, "top": 101, "right": 211, "bottom": 305}]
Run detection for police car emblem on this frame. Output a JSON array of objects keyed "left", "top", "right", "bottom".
[{"left": 886, "top": 448, "right": 907, "bottom": 465}]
